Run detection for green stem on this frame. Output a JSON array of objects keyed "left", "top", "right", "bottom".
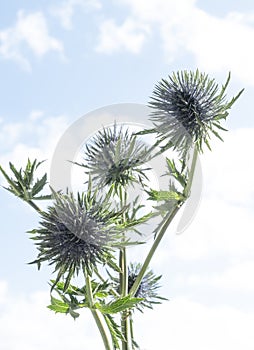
[
  {"left": 119, "top": 186, "right": 131, "bottom": 350},
  {"left": 94, "top": 269, "right": 120, "bottom": 298},
  {"left": 183, "top": 146, "right": 199, "bottom": 198},
  {"left": 129, "top": 313, "right": 136, "bottom": 350},
  {"left": 129, "top": 205, "right": 180, "bottom": 297},
  {"left": 119, "top": 248, "right": 131, "bottom": 350},
  {"left": 27, "top": 199, "right": 42, "bottom": 213},
  {"left": 85, "top": 273, "right": 113, "bottom": 350},
  {"left": 129, "top": 146, "right": 199, "bottom": 297}
]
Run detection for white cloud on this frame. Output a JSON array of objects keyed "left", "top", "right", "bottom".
[
  {"left": 165, "top": 186, "right": 254, "bottom": 261},
  {"left": 51, "top": 0, "right": 101, "bottom": 30},
  {"left": 110, "top": 0, "right": 254, "bottom": 84},
  {"left": 1, "top": 280, "right": 254, "bottom": 350},
  {"left": 1, "top": 117, "right": 254, "bottom": 349},
  {"left": 209, "top": 261, "right": 254, "bottom": 292},
  {"left": 96, "top": 18, "right": 149, "bottom": 54},
  {"left": 186, "top": 260, "right": 254, "bottom": 292},
  {"left": 201, "top": 128, "right": 254, "bottom": 206},
  {"left": 0, "top": 281, "right": 105, "bottom": 350},
  {"left": 0, "top": 281, "right": 7, "bottom": 304},
  {"left": 0, "top": 11, "right": 64, "bottom": 70},
  {"left": 180, "top": 9, "right": 254, "bottom": 84},
  {"left": 174, "top": 257, "right": 254, "bottom": 296},
  {"left": 146, "top": 128, "right": 254, "bottom": 263},
  {"left": 0, "top": 111, "right": 70, "bottom": 183},
  {"left": 135, "top": 297, "right": 254, "bottom": 350}
]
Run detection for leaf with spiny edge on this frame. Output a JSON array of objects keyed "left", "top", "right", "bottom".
[{"left": 95, "top": 295, "right": 143, "bottom": 314}]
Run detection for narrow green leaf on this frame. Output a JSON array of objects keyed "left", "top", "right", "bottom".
[
  {"left": 33, "top": 194, "right": 52, "bottom": 200},
  {"left": 211, "top": 129, "right": 224, "bottom": 141},
  {"left": 134, "top": 128, "right": 156, "bottom": 136},
  {"left": 0, "top": 165, "right": 21, "bottom": 196},
  {"left": 9, "top": 162, "right": 30, "bottom": 199}
]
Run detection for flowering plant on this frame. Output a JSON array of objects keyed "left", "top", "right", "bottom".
[{"left": 0, "top": 70, "right": 242, "bottom": 350}]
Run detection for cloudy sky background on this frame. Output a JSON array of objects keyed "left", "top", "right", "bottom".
[{"left": 0, "top": 0, "right": 254, "bottom": 349}]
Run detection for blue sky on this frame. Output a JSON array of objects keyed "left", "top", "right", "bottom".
[{"left": 1, "top": 1, "right": 254, "bottom": 349}]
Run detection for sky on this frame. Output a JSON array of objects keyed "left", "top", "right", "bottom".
[{"left": 0, "top": 0, "right": 254, "bottom": 349}]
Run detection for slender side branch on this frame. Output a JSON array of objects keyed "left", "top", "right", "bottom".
[
  {"left": 129, "top": 147, "right": 199, "bottom": 297},
  {"left": 183, "top": 147, "right": 199, "bottom": 198},
  {"left": 85, "top": 273, "right": 113, "bottom": 350},
  {"left": 27, "top": 200, "right": 42, "bottom": 213}
]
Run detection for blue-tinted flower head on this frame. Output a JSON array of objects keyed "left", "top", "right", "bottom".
[
  {"left": 84, "top": 124, "right": 150, "bottom": 189},
  {"left": 30, "top": 190, "right": 121, "bottom": 290},
  {"left": 149, "top": 70, "right": 242, "bottom": 154},
  {"left": 128, "top": 263, "right": 166, "bottom": 311}
]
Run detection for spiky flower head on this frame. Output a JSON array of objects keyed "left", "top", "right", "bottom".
[
  {"left": 149, "top": 70, "right": 243, "bottom": 155},
  {"left": 83, "top": 124, "right": 150, "bottom": 190},
  {"left": 30, "top": 189, "right": 122, "bottom": 291},
  {"left": 128, "top": 263, "right": 166, "bottom": 311}
]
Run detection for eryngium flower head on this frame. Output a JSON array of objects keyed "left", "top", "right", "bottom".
[
  {"left": 128, "top": 263, "right": 166, "bottom": 312},
  {"left": 83, "top": 124, "right": 150, "bottom": 189},
  {"left": 149, "top": 70, "right": 242, "bottom": 154},
  {"left": 30, "top": 190, "right": 121, "bottom": 291}
]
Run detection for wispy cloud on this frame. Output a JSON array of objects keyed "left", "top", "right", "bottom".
[
  {"left": 0, "top": 281, "right": 103, "bottom": 350},
  {"left": 51, "top": 0, "right": 102, "bottom": 30},
  {"left": 0, "top": 111, "right": 70, "bottom": 180},
  {"left": 99, "top": 0, "right": 254, "bottom": 84},
  {"left": 0, "top": 11, "right": 64, "bottom": 70},
  {"left": 135, "top": 297, "right": 254, "bottom": 349},
  {"left": 1, "top": 280, "right": 254, "bottom": 350},
  {"left": 181, "top": 260, "right": 254, "bottom": 292},
  {"left": 96, "top": 18, "right": 149, "bottom": 54}
]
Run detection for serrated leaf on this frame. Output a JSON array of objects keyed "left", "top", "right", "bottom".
[
  {"left": 147, "top": 189, "right": 184, "bottom": 202},
  {"left": 166, "top": 158, "right": 187, "bottom": 188},
  {"left": 0, "top": 166, "right": 21, "bottom": 196},
  {"left": 94, "top": 291, "right": 109, "bottom": 298},
  {"left": 50, "top": 280, "right": 83, "bottom": 296},
  {"left": 48, "top": 296, "right": 69, "bottom": 313},
  {"left": 104, "top": 314, "right": 124, "bottom": 349},
  {"left": 33, "top": 194, "right": 52, "bottom": 200},
  {"left": 95, "top": 296, "right": 143, "bottom": 314},
  {"left": 9, "top": 162, "right": 23, "bottom": 184},
  {"left": 31, "top": 174, "right": 47, "bottom": 196}
]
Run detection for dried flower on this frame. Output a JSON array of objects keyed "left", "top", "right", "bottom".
[{"left": 149, "top": 70, "right": 241, "bottom": 154}]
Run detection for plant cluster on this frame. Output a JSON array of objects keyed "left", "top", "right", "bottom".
[{"left": 0, "top": 70, "right": 242, "bottom": 350}]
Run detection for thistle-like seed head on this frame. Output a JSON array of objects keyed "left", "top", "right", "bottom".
[
  {"left": 84, "top": 124, "right": 150, "bottom": 190},
  {"left": 149, "top": 70, "right": 239, "bottom": 154},
  {"left": 29, "top": 190, "right": 121, "bottom": 290},
  {"left": 128, "top": 263, "right": 166, "bottom": 312}
]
